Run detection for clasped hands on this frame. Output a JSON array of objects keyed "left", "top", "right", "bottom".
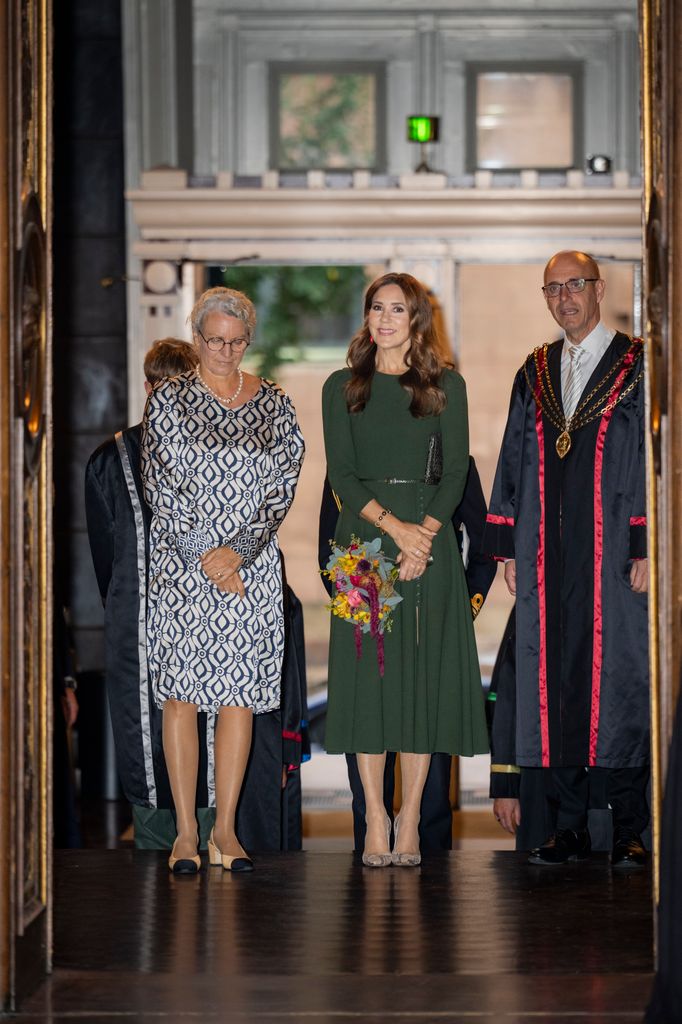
[
  {"left": 391, "top": 520, "right": 438, "bottom": 582},
  {"left": 201, "top": 546, "right": 245, "bottom": 597}
]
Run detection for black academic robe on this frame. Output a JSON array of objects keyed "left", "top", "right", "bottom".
[
  {"left": 486, "top": 607, "right": 520, "bottom": 799},
  {"left": 484, "top": 333, "right": 648, "bottom": 770},
  {"left": 85, "top": 424, "right": 308, "bottom": 850}
]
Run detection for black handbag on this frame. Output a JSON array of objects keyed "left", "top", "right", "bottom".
[{"left": 424, "top": 431, "right": 443, "bottom": 485}]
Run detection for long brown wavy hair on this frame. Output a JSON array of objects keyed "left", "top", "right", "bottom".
[{"left": 344, "top": 273, "right": 452, "bottom": 417}]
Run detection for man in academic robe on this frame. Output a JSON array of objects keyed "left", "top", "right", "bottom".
[
  {"left": 484, "top": 250, "right": 649, "bottom": 867},
  {"left": 85, "top": 338, "right": 309, "bottom": 850},
  {"left": 319, "top": 457, "right": 495, "bottom": 852}
]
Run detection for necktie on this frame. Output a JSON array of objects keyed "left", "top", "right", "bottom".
[{"left": 563, "top": 345, "right": 584, "bottom": 420}]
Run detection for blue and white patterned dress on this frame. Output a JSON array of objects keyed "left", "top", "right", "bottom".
[{"left": 142, "top": 370, "right": 304, "bottom": 714}]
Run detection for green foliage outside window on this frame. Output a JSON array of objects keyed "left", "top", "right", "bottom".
[
  {"left": 278, "top": 73, "right": 376, "bottom": 170},
  {"left": 218, "top": 265, "right": 368, "bottom": 379}
]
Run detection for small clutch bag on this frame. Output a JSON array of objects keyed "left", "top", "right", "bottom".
[{"left": 424, "top": 432, "right": 443, "bottom": 485}]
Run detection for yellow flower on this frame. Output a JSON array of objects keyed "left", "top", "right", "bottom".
[{"left": 337, "top": 556, "right": 357, "bottom": 574}]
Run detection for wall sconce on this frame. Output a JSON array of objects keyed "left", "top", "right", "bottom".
[
  {"left": 585, "top": 154, "right": 612, "bottom": 175},
  {"left": 407, "top": 116, "right": 440, "bottom": 173}
]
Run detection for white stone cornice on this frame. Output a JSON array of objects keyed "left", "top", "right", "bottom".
[{"left": 128, "top": 186, "right": 642, "bottom": 243}]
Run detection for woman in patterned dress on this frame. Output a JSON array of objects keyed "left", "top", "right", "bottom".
[
  {"left": 322, "top": 273, "right": 487, "bottom": 867},
  {"left": 142, "top": 287, "right": 304, "bottom": 873}
]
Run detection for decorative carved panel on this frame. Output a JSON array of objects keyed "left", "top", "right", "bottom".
[
  {"left": 640, "top": 0, "right": 682, "bottom": 887},
  {"left": 0, "top": 0, "right": 52, "bottom": 1008},
  {"left": 15, "top": 192, "right": 49, "bottom": 935}
]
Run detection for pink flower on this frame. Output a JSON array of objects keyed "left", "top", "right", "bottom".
[
  {"left": 349, "top": 574, "right": 362, "bottom": 585},
  {"left": 347, "top": 588, "right": 363, "bottom": 608}
]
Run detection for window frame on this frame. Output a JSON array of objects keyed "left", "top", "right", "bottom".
[
  {"left": 465, "top": 61, "right": 584, "bottom": 173},
  {"left": 268, "top": 61, "right": 387, "bottom": 173}
]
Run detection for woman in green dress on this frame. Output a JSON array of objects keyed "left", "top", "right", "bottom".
[{"left": 322, "top": 272, "right": 488, "bottom": 867}]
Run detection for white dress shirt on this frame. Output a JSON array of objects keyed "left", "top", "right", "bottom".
[
  {"left": 560, "top": 321, "right": 616, "bottom": 406},
  {"left": 502, "top": 321, "right": 617, "bottom": 564}
]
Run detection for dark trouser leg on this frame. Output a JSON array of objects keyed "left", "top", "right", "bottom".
[
  {"left": 517, "top": 768, "right": 558, "bottom": 851},
  {"left": 346, "top": 752, "right": 395, "bottom": 853},
  {"left": 604, "top": 765, "right": 651, "bottom": 836},
  {"left": 419, "top": 753, "right": 452, "bottom": 851},
  {"left": 552, "top": 766, "right": 590, "bottom": 830}
]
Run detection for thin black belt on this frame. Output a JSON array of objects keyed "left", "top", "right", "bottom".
[{"left": 360, "top": 477, "right": 426, "bottom": 485}]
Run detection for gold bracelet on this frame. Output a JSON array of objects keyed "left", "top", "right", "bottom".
[{"left": 374, "top": 508, "right": 391, "bottom": 531}]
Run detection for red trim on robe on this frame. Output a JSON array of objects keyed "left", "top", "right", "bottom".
[
  {"left": 282, "top": 729, "right": 302, "bottom": 743},
  {"left": 630, "top": 516, "right": 647, "bottom": 526},
  {"left": 486, "top": 513, "right": 515, "bottom": 526},
  {"left": 533, "top": 348, "right": 550, "bottom": 767},
  {"left": 589, "top": 346, "right": 640, "bottom": 765}
]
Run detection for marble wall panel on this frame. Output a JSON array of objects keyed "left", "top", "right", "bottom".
[
  {"left": 58, "top": 140, "right": 125, "bottom": 237},
  {"left": 54, "top": 338, "right": 127, "bottom": 436},
  {"left": 53, "top": 0, "right": 127, "bottom": 678},
  {"left": 69, "top": 0, "right": 122, "bottom": 37},
  {"left": 69, "top": 41, "right": 125, "bottom": 138},
  {"left": 55, "top": 238, "right": 127, "bottom": 336}
]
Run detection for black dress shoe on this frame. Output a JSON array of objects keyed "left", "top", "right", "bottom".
[
  {"left": 611, "top": 828, "right": 647, "bottom": 868},
  {"left": 528, "top": 828, "right": 592, "bottom": 865}
]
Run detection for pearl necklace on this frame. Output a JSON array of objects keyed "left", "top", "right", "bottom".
[{"left": 196, "top": 368, "right": 244, "bottom": 407}]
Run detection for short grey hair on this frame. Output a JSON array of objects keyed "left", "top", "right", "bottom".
[{"left": 189, "top": 286, "right": 257, "bottom": 341}]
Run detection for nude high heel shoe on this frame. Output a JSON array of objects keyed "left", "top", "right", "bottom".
[
  {"left": 168, "top": 837, "right": 201, "bottom": 874},
  {"left": 391, "top": 814, "right": 421, "bottom": 867},
  {"left": 362, "top": 814, "right": 393, "bottom": 868},
  {"left": 208, "top": 828, "right": 253, "bottom": 872}
]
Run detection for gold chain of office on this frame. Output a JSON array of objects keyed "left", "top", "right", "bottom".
[{"left": 523, "top": 341, "right": 644, "bottom": 458}]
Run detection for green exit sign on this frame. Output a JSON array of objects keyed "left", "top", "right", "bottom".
[{"left": 406, "top": 116, "right": 439, "bottom": 143}]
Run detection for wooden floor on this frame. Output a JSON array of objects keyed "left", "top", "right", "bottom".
[{"left": 17, "top": 849, "right": 654, "bottom": 1023}]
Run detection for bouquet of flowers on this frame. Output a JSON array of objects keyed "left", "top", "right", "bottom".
[{"left": 322, "top": 536, "right": 403, "bottom": 677}]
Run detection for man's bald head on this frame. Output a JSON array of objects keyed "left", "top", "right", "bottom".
[{"left": 544, "top": 250, "right": 600, "bottom": 281}]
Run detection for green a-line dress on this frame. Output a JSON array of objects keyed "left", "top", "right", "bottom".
[{"left": 322, "top": 367, "right": 489, "bottom": 756}]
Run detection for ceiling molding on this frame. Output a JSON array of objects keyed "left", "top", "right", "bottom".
[{"left": 128, "top": 186, "right": 643, "bottom": 262}]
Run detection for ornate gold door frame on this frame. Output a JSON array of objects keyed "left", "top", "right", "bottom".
[
  {"left": 0, "top": 0, "right": 53, "bottom": 1009},
  {"left": 640, "top": 0, "right": 682, "bottom": 895}
]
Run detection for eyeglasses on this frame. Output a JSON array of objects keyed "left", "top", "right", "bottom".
[
  {"left": 195, "top": 326, "right": 250, "bottom": 351},
  {"left": 541, "top": 277, "right": 600, "bottom": 298}
]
